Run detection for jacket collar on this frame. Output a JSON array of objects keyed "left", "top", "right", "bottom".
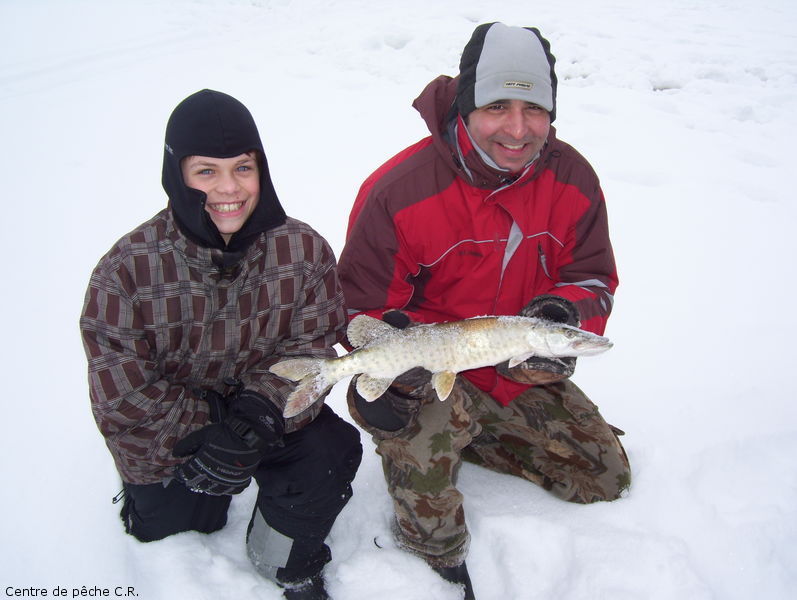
[{"left": 166, "top": 211, "right": 250, "bottom": 282}]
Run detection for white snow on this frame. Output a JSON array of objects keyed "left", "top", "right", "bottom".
[{"left": 1, "top": 0, "right": 795, "bottom": 598}]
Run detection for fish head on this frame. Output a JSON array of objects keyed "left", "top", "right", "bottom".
[{"left": 532, "top": 322, "right": 614, "bottom": 357}]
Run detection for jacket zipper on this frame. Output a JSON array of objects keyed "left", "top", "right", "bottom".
[{"left": 538, "top": 242, "right": 552, "bottom": 279}]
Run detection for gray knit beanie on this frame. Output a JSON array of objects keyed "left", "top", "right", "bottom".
[{"left": 456, "top": 23, "right": 558, "bottom": 122}]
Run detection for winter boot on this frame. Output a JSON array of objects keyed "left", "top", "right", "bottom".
[
  {"left": 433, "top": 562, "right": 475, "bottom": 600},
  {"left": 281, "top": 573, "right": 329, "bottom": 600}
]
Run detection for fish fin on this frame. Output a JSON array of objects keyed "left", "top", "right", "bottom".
[
  {"left": 270, "top": 358, "right": 323, "bottom": 381},
  {"left": 432, "top": 371, "right": 457, "bottom": 401},
  {"left": 347, "top": 314, "right": 396, "bottom": 348},
  {"left": 508, "top": 352, "right": 535, "bottom": 368},
  {"left": 282, "top": 373, "right": 333, "bottom": 418},
  {"left": 355, "top": 374, "right": 394, "bottom": 402}
]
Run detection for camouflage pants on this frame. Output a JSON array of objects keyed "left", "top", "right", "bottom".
[{"left": 347, "top": 377, "right": 630, "bottom": 567}]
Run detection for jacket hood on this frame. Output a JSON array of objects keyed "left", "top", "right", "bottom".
[
  {"left": 162, "top": 89, "right": 286, "bottom": 255},
  {"left": 412, "top": 75, "right": 556, "bottom": 190}
]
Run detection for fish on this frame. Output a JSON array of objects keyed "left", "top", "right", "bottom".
[{"left": 270, "top": 314, "right": 613, "bottom": 418}]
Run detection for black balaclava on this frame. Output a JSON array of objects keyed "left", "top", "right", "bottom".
[{"left": 162, "top": 89, "right": 287, "bottom": 254}]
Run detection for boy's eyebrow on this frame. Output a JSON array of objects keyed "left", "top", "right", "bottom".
[
  {"left": 184, "top": 155, "right": 257, "bottom": 168},
  {"left": 184, "top": 157, "right": 218, "bottom": 168}
]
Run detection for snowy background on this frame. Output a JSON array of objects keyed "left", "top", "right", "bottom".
[{"left": 1, "top": 0, "right": 795, "bottom": 598}]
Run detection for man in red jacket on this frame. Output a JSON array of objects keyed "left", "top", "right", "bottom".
[{"left": 338, "top": 23, "right": 630, "bottom": 598}]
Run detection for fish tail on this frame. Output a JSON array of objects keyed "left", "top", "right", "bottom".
[
  {"left": 269, "top": 357, "right": 324, "bottom": 381},
  {"left": 270, "top": 358, "right": 336, "bottom": 418},
  {"left": 282, "top": 373, "right": 334, "bottom": 418}
]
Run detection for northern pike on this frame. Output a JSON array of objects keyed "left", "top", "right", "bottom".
[{"left": 271, "top": 314, "right": 613, "bottom": 418}]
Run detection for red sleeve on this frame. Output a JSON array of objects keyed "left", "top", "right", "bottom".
[
  {"left": 545, "top": 184, "right": 618, "bottom": 336},
  {"left": 339, "top": 139, "right": 435, "bottom": 325}
]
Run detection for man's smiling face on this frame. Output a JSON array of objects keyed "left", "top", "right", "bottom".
[{"left": 465, "top": 99, "right": 551, "bottom": 173}]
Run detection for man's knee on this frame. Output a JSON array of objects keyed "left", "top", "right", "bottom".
[
  {"left": 602, "top": 435, "right": 632, "bottom": 500},
  {"left": 557, "top": 440, "right": 631, "bottom": 504},
  {"left": 562, "top": 470, "right": 631, "bottom": 504},
  {"left": 592, "top": 426, "right": 631, "bottom": 502}
]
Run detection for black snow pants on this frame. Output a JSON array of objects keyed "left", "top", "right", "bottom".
[{"left": 119, "top": 405, "right": 362, "bottom": 584}]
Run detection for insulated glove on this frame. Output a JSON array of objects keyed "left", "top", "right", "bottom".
[
  {"left": 226, "top": 388, "right": 285, "bottom": 447},
  {"left": 524, "top": 295, "right": 580, "bottom": 327},
  {"left": 172, "top": 387, "right": 284, "bottom": 495},
  {"left": 498, "top": 295, "right": 580, "bottom": 385},
  {"left": 172, "top": 421, "right": 262, "bottom": 495},
  {"left": 382, "top": 309, "right": 412, "bottom": 330}
]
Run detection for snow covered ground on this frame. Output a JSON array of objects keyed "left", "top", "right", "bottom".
[{"left": 1, "top": 0, "right": 795, "bottom": 598}]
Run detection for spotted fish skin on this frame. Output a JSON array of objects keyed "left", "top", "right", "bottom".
[{"left": 270, "top": 314, "right": 613, "bottom": 418}]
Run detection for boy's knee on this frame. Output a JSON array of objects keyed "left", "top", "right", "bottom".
[
  {"left": 258, "top": 407, "right": 362, "bottom": 507},
  {"left": 311, "top": 407, "right": 363, "bottom": 483}
]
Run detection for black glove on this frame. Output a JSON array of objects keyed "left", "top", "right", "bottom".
[
  {"left": 226, "top": 388, "right": 285, "bottom": 448},
  {"left": 523, "top": 295, "right": 580, "bottom": 327},
  {"left": 172, "top": 388, "right": 284, "bottom": 495},
  {"left": 382, "top": 309, "right": 412, "bottom": 330},
  {"left": 172, "top": 421, "right": 262, "bottom": 495},
  {"left": 498, "top": 296, "right": 580, "bottom": 385}
]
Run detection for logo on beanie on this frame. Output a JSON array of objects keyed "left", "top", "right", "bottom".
[{"left": 504, "top": 80, "right": 533, "bottom": 90}]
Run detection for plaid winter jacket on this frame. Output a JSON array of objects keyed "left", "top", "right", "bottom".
[
  {"left": 80, "top": 209, "right": 346, "bottom": 484},
  {"left": 338, "top": 76, "right": 617, "bottom": 406}
]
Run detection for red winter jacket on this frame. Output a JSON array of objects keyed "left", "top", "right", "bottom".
[{"left": 338, "top": 76, "right": 617, "bottom": 406}]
